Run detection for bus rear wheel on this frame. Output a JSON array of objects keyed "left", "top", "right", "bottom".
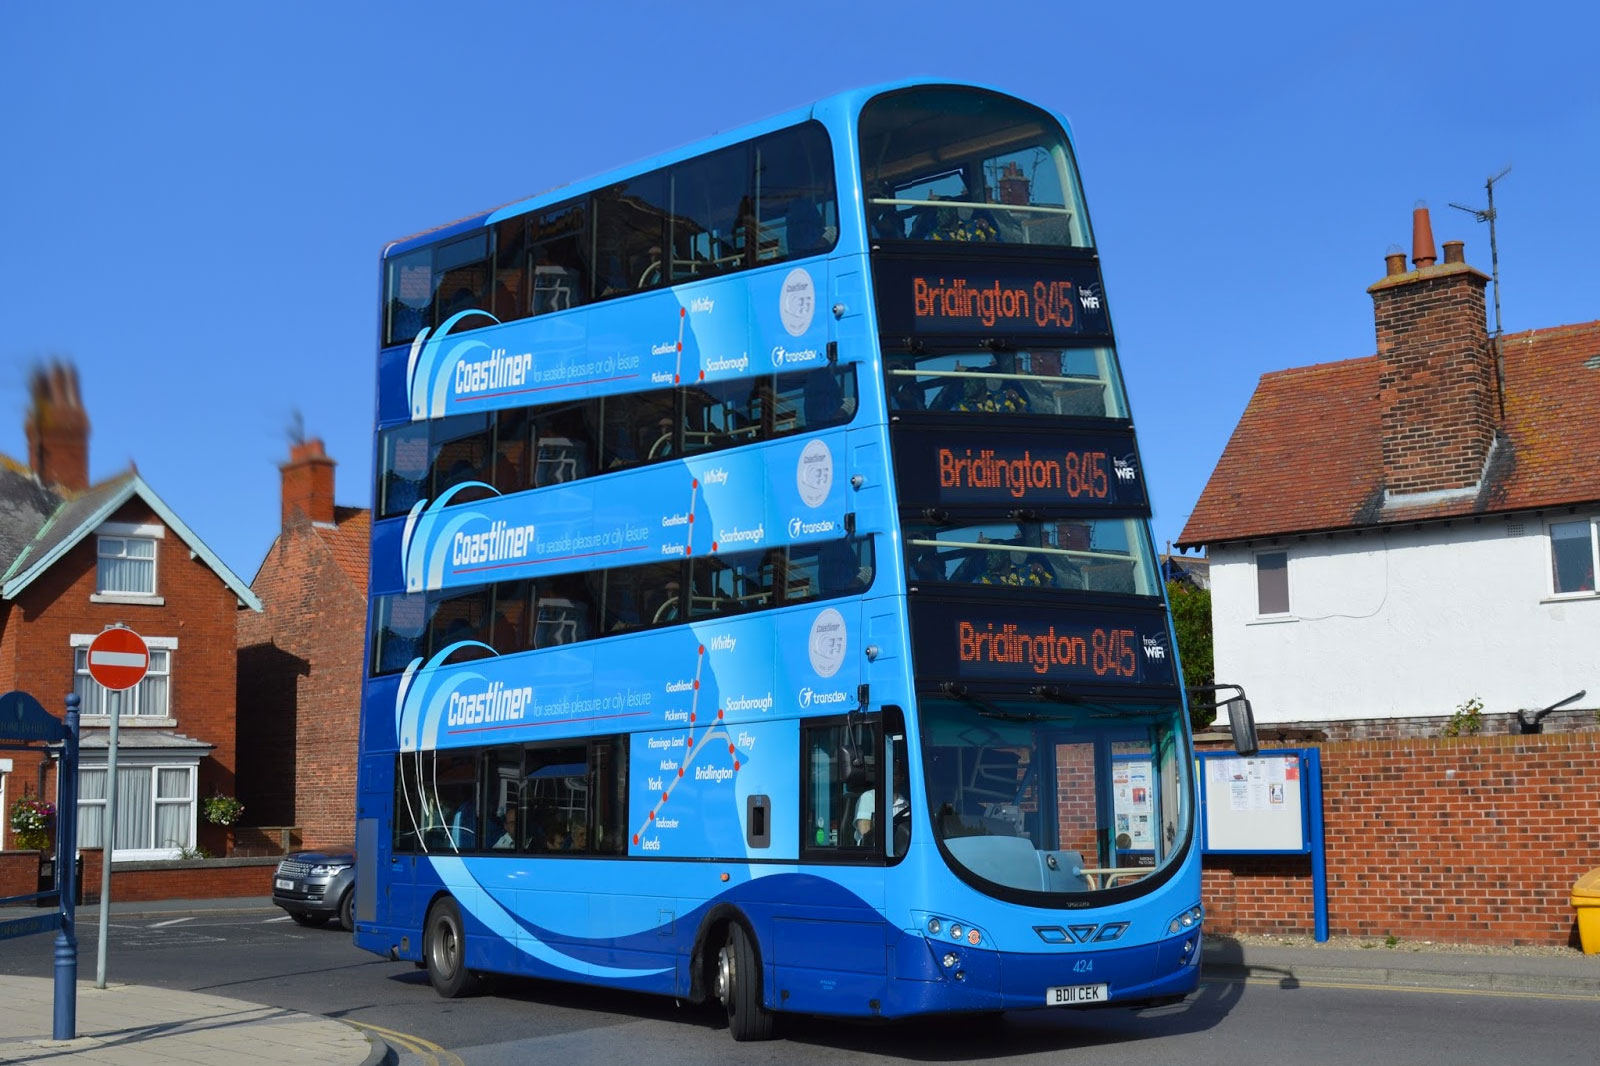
[
  {"left": 715, "top": 923, "right": 774, "bottom": 1041},
  {"left": 424, "top": 898, "right": 481, "bottom": 998}
]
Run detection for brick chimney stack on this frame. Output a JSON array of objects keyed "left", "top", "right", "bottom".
[
  {"left": 25, "top": 362, "right": 90, "bottom": 493},
  {"left": 1367, "top": 205, "right": 1497, "bottom": 498},
  {"left": 281, "top": 438, "right": 337, "bottom": 528}
]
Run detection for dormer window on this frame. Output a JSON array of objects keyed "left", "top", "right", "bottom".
[{"left": 93, "top": 522, "right": 164, "bottom": 604}]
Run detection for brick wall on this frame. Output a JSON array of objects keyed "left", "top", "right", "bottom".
[
  {"left": 237, "top": 513, "right": 366, "bottom": 849},
  {"left": 1203, "top": 732, "right": 1600, "bottom": 947},
  {"left": 1, "top": 849, "right": 274, "bottom": 904}
]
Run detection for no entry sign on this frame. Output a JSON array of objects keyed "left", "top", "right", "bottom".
[{"left": 86, "top": 628, "right": 149, "bottom": 691}]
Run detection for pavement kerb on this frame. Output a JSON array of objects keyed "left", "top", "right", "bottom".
[
  {"left": 355, "top": 1026, "right": 392, "bottom": 1066},
  {"left": 1202, "top": 960, "right": 1600, "bottom": 998}
]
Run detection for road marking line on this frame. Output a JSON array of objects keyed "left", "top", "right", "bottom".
[
  {"left": 352, "top": 1021, "right": 466, "bottom": 1066},
  {"left": 264, "top": 915, "right": 293, "bottom": 923},
  {"left": 1207, "top": 974, "right": 1600, "bottom": 1002},
  {"left": 148, "top": 917, "right": 195, "bottom": 928}
]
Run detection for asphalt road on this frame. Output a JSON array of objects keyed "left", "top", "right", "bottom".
[{"left": 3, "top": 912, "right": 1595, "bottom": 1065}]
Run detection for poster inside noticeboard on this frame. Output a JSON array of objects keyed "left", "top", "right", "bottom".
[
  {"left": 1112, "top": 756, "right": 1156, "bottom": 865},
  {"left": 1201, "top": 752, "right": 1307, "bottom": 853}
]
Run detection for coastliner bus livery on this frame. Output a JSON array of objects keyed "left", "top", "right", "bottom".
[{"left": 355, "top": 80, "right": 1218, "bottom": 1039}]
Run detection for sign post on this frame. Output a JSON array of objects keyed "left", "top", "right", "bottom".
[
  {"left": 0, "top": 690, "right": 77, "bottom": 1038},
  {"left": 86, "top": 626, "right": 149, "bottom": 991}
]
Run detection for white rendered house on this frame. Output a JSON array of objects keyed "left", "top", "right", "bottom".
[{"left": 1178, "top": 211, "right": 1599, "bottom": 739}]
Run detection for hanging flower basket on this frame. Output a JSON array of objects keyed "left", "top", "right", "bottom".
[
  {"left": 8, "top": 790, "right": 55, "bottom": 851},
  {"left": 202, "top": 794, "right": 245, "bottom": 827}
]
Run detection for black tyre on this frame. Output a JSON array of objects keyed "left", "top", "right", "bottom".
[
  {"left": 290, "top": 912, "right": 327, "bottom": 928},
  {"left": 715, "top": 922, "right": 774, "bottom": 1041},
  {"left": 338, "top": 889, "right": 355, "bottom": 933},
  {"left": 423, "top": 898, "right": 482, "bottom": 998}
]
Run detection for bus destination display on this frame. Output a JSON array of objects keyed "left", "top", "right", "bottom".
[
  {"left": 892, "top": 426, "right": 1147, "bottom": 511},
  {"left": 911, "top": 600, "right": 1175, "bottom": 688},
  {"left": 874, "top": 255, "right": 1112, "bottom": 339}
]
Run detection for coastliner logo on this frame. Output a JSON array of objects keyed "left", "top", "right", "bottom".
[
  {"left": 808, "top": 607, "right": 847, "bottom": 679},
  {"left": 796, "top": 439, "right": 834, "bottom": 508},
  {"left": 779, "top": 268, "right": 816, "bottom": 337}
]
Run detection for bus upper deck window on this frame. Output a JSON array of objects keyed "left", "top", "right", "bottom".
[{"left": 859, "top": 87, "right": 1092, "bottom": 249}]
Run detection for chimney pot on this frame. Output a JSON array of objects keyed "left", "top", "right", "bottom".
[
  {"left": 1384, "top": 244, "right": 1408, "bottom": 277},
  {"left": 1442, "top": 239, "right": 1465, "bottom": 265},
  {"left": 1411, "top": 204, "right": 1437, "bottom": 268}
]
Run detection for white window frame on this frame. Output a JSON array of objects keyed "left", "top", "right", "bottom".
[
  {"left": 76, "top": 761, "right": 198, "bottom": 861},
  {"left": 71, "top": 634, "right": 178, "bottom": 724},
  {"left": 1253, "top": 549, "right": 1292, "bottom": 619},
  {"left": 1547, "top": 516, "right": 1600, "bottom": 598},
  {"left": 92, "top": 521, "right": 165, "bottom": 604},
  {"left": 0, "top": 757, "right": 11, "bottom": 850}
]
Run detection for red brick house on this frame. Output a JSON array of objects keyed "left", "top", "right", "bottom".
[
  {"left": 0, "top": 365, "right": 262, "bottom": 858},
  {"left": 236, "top": 439, "right": 370, "bottom": 849},
  {"left": 1178, "top": 210, "right": 1599, "bottom": 738}
]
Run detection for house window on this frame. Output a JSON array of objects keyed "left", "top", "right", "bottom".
[
  {"left": 97, "top": 535, "right": 156, "bottom": 596},
  {"left": 73, "top": 642, "right": 173, "bottom": 718},
  {"left": 77, "top": 764, "right": 195, "bottom": 858},
  {"left": 1549, "top": 519, "right": 1597, "bottom": 595},
  {"left": 1255, "top": 550, "right": 1290, "bottom": 615}
]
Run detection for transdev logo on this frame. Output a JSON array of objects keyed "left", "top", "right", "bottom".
[
  {"left": 797, "top": 686, "right": 848, "bottom": 709},
  {"left": 405, "top": 310, "right": 501, "bottom": 421},
  {"left": 400, "top": 482, "right": 512, "bottom": 593}
]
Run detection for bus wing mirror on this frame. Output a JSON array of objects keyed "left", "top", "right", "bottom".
[{"left": 1227, "top": 697, "right": 1259, "bottom": 757}]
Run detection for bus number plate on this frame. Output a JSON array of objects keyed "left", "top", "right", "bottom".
[{"left": 1047, "top": 983, "right": 1108, "bottom": 1005}]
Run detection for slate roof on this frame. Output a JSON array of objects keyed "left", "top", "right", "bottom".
[
  {"left": 1178, "top": 319, "right": 1600, "bottom": 547},
  {"left": 0, "top": 465, "right": 59, "bottom": 576},
  {"left": 2, "top": 472, "right": 137, "bottom": 585}
]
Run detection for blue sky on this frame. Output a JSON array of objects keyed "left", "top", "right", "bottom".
[{"left": 4, "top": 1, "right": 1595, "bottom": 580}]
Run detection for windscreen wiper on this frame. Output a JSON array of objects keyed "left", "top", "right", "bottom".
[{"left": 938, "top": 682, "right": 1049, "bottom": 722}]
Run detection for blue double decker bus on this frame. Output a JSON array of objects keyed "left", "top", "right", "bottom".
[{"left": 356, "top": 81, "right": 1205, "bottom": 1039}]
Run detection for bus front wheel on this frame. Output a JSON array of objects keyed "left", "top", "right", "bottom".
[
  {"left": 716, "top": 923, "right": 774, "bottom": 1041},
  {"left": 424, "top": 898, "right": 482, "bottom": 998}
]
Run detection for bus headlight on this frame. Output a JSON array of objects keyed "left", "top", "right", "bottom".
[
  {"left": 927, "top": 918, "right": 942, "bottom": 936},
  {"left": 1166, "top": 904, "right": 1203, "bottom": 935}
]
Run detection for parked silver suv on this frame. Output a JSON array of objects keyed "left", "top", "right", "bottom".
[{"left": 271, "top": 847, "right": 355, "bottom": 931}]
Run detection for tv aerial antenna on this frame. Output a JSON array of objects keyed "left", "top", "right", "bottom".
[{"left": 1450, "top": 165, "right": 1512, "bottom": 419}]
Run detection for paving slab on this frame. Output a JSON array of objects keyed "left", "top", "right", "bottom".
[{"left": 0, "top": 977, "right": 383, "bottom": 1066}]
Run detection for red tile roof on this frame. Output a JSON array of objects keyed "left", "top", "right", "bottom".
[
  {"left": 1178, "top": 319, "right": 1600, "bottom": 547},
  {"left": 317, "top": 507, "right": 370, "bottom": 592}
]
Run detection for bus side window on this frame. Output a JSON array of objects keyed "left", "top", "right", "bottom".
[
  {"left": 753, "top": 123, "right": 837, "bottom": 260},
  {"left": 528, "top": 200, "right": 589, "bottom": 315},
  {"left": 592, "top": 172, "right": 669, "bottom": 297},
  {"left": 669, "top": 143, "right": 746, "bottom": 283}
]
